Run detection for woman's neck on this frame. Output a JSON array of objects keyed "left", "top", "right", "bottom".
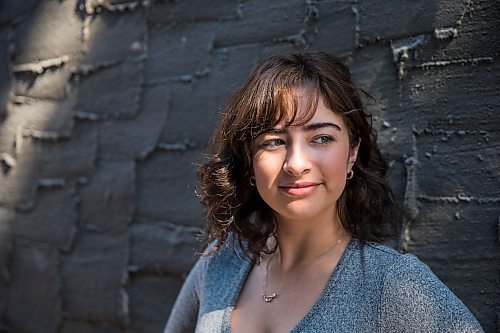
[{"left": 271, "top": 213, "right": 349, "bottom": 273}]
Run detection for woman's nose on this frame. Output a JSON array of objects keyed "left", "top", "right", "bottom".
[{"left": 282, "top": 143, "right": 312, "bottom": 176}]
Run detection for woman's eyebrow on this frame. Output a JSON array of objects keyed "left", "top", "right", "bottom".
[
  {"left": 265, "top": 127, "right": 287, "bottom": 135},
  {"left": 303, "top": 122, "right": 341, "bottom": 131},
  {"left": 264, "top": 122, "right": 341, "bottom": 135}
]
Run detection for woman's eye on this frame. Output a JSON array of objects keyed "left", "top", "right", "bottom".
[
  {"left": 261, "top": 138, "right": 285, "bottom": 149},
  {"left": 313, "top": 135, "right": 334, "bottom": 144}
]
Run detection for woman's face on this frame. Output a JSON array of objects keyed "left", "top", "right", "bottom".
[{"left": 250, "top": 89, "right": 358, "bottom": 224}]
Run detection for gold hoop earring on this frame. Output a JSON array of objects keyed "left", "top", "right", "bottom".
[
  {"left": 346, "top": 170, "right": 354, "bottom": 180},
  {"left": 249, "top": 176, "right": 256, "bottom": 186}
]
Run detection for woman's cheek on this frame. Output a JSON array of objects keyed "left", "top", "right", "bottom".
[{"left": 253, "top": 153, "right": 282, "bottom": 186}]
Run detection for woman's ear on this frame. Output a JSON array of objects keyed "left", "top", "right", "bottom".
[{"left": 349, "top": 140, "right": 361, "bottom": 167}]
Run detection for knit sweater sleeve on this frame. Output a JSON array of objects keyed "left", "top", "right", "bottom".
[
  {"left": 163, "top": 256, "right": 207, "bottom": 333},
  {"left": 379, "top": 254, "right": 484, "bottom": 333}
]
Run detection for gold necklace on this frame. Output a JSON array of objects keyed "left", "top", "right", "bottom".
[{"left": 262, "top": 236, "right": 343, "bottom": 303}]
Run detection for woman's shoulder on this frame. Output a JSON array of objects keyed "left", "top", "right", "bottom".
[
  {"left": 196, "top": 236, "right": 252, "bottom": 278},
  {"left": 352, "top": 240, "right": 459, "bottom": 298},
  {"left": 348, "top": 239, "right": 424, "bottom": 275},
  {"left": 355, "top": 241, "right": 450, "bottom": 293},
  {"left": 355, "top": 241, "right": 485, "bottom": 332}
]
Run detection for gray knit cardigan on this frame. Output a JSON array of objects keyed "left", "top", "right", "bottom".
[{"left": 164, "top": 238, "right": 484, "bottom": 332}]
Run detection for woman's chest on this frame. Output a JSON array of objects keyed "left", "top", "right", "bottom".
[{"left": 230, "top": 261, "right": 337, "bottom": 333}]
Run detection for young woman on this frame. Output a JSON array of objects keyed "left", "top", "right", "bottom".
[{"left": 164, "top": 52, "right": 483, "bottom": 332}]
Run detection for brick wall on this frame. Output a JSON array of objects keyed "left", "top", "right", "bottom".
[{"left": 0, "top": 0, "right": 498, "bottom": 332}]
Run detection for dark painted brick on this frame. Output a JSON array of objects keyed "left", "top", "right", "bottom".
[
  {"left": 377, "top": 124, "right": 415, "bottom": 160},
  {"left": 130, "top": 221, "right": 198, "bottom": 275},
  {"left": 80, "top": 161, "right": 135, "bottom": 232},
  {"left": 305, "top": 2, "right": 357, "bottom": 56},
  {"left": 99, "top": 83, "right": 169, "bottom": 160},
  {"left": 407, "top": 202, "right": 499, "bottom": 333},
  {"left": 432, "top": 0, "right": 473, "bottom": 27},
  {"left": 213, "top": 0, "right": 307, "bottom": 48},
  {"left": 0, "top": 208, "right": 12, "bottom": 324},
  {"left": 83, "top": 9, "right": 146, "bottom": 64},
  {"left": 158, "top": 80, "right": 219, "bottom": 146},
  {"left": 86, "top": 0, "right": 142, "bottom": 12},
  {"left": 416, "top": 131, "right": 499, "bottom": 197},
  {"left": 0, "top": 208, "right": 12, "bottom": 283},
  {"left": 13, "top": 61, "right": 74, "bottom": 100},
  {"left": 61, "top": 230, "right": 129, "bottom": 325},
  {"left": 377, "top": 125, "right": 415, "bottom": 160},
  {"left": 0, "top": 28, "right": 10, "bottom": 120},
  {"left": 128, "top": 274, "right": 184, "bottom": 333},
  {"left": 0, "top": 281, "right": 7, "bottom": 332},
  {"left": 19, "top": 122, "right": 97, "bottom": 179},
  {"left": 205, "top": 43, "right": 262, "bottom": 95},
  {"left": 385, "top": 160, "right": 406, "bottom": 205},
  {"left": 0, "top": 0, "right": 40, "bottom": 25},
  {"left": 0, "top": 102, "right": 23, "bottom": 156},
  {"left": 11, "top": 0, "right": 82, "bottom": 64},
  {"left": 145, "top": 21, "right": 216, "bottom": 80},
  {"left": 409, "top": 203, "right": 498, "bottom": 260},
  {"left": 359, "top": 0, "right": 438, "bottom": 42},
  {"left": 13, "top": 188, "right": 78, "bottom": 252},
  {"left": 258, "top": 42, "right": 297, "bottom": 60},
  {"left": 408, "top": 0, "right": 499, "bottom": 66},
  {"left": 0, "top": 92, "right": 78, "bottom": 172},
  {"left": 149, "top": 0, "right": 240, "bottom": 23},
  {"left": 0, "top": 123, "right": 96, "bottom": 208},
  {"left": 8, "top": 94, "right": 76, "bottom": 138},
  {"left": 348, "top": 46, "right": 415, "bottom": 157},
  {"left": 76, "top": 60, "right": 142, "bottom": 119},
  {"left": 6, "top": 242, "right": 61, "bottom": 333},
  {"left": 385, "top": 5, "right": 499, "bottom": 80},
  {"left": 136, "top": 150, "right": 203, "bottom": 226},
  {"left": 349, "top": 46, "right": 400, "bottom": 114},
  {"left": 450, "top": 0, "right": 500, "bottom": 56},
  {"left": 400, "top": 64, "right": 499, "bottom": 131},
  {"left": 59, "top": 319, "right": 124, "bottom": 333},
  {"left": 0, "top": 163, "right": 37, "bottom": 209}
]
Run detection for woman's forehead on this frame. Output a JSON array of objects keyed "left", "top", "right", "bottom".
[
  {"left": 247, "top": 84, "right": 344, "bottom": 139},
  {"left": 276, "top": 87, "right": 340, "bottom": 125},
  {"left": 270, "top": 86, "right": 319, "bottom": 125},
  {"left": 276, "top": 96, "right": 345, "bottom": 130}
]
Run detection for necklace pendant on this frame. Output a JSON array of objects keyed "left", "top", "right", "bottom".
[{"left": 263, "top": 293, "right": 277, "bottom": 302}]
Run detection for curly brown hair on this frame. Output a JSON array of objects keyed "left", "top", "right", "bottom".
[{"left": 197, "top": 51, "right": 400, "bottom": 257}]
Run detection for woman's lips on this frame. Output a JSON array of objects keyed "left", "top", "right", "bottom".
[{"left": 279, "top": 182, "right": 320, "bottom": 196}]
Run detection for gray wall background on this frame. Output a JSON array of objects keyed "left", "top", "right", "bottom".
[{"left": 0, "top": 0, "right": 499, "bottom": 332}]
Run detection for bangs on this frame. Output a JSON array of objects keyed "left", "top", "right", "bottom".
[{"left": 247, "top": 83, "right": 321, "bottom": 139}]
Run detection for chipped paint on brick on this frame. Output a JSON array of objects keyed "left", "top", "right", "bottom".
[
  {"left": 391, "top": 35, "right": 425, "bottom": 79},
  {"left": 13, "top": 55, "right": 70, "bottom": 74},
  {"left": 434, "top": 27, "right": 458, "bottom": 40}
]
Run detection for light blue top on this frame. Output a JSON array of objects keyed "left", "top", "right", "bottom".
[{"left": 164, "top": 238, "right": 484, "bottom": 332}]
